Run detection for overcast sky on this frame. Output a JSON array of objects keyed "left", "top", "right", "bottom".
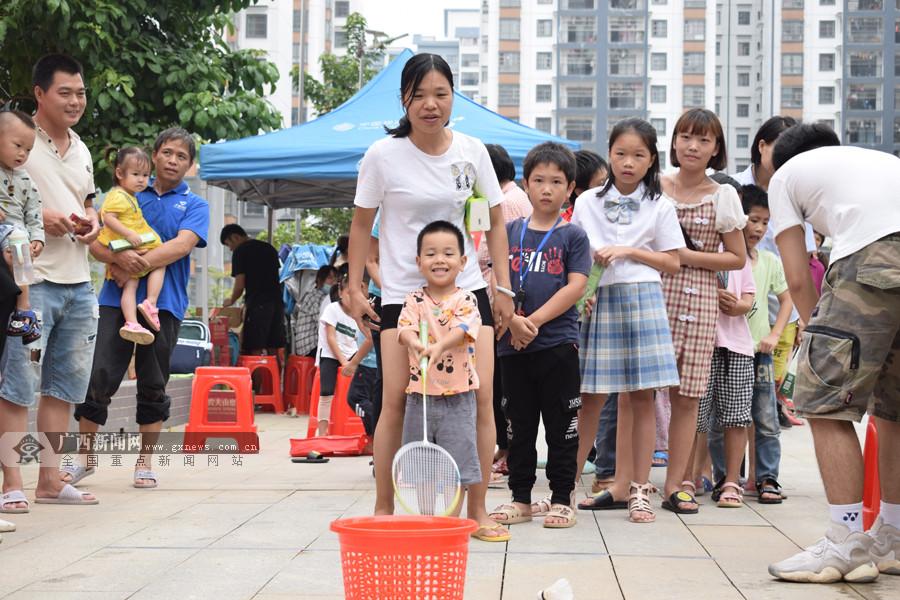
[{"left": 359, "top": 0, "right": 479, "bottom": 42}]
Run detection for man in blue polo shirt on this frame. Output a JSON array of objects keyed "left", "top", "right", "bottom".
[{"left": 63, "top": 128, "right": 209, "bottom": 489}]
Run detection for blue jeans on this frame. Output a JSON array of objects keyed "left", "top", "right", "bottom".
[
  {"left": 0, "top": 281, "right": 98, "bottom": 407},
  {"left": 593, "top": 393, "right": 618, "bottom": 478},
  {"left": 709, "top": 353, "right": 781, "bottom": 483}
]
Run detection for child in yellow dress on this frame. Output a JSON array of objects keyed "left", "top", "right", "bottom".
[{"left": 97, "top": 147, "right": 164, "bottom": 345}]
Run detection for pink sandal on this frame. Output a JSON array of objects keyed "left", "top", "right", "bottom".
[
  {"left": 119, "top": 321, "right": 155, "bottom": 345},
  {"left": 138, "top": 299, "right": 161, "bottom": 331}
]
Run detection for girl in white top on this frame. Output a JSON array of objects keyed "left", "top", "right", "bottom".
[
  {"left": 315, "top": 281, "right": 360, "bottom": 436},
  {"left": 659, "top": 108, "right": 747, "bottom": 515},
  {"left": 571, "top": 118, "right": 684, "bottom": 523},
  {"left": 346, "top": 53, "right": 514, "bottom": 542}
]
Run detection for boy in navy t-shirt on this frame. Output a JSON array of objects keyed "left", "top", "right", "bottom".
[{"left": 488, "top": 143, "right": 591, "bottom": 530}]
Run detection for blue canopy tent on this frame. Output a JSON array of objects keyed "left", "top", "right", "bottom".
[{"left": 199, "top": 49, "right": 578, "bottom": 209}]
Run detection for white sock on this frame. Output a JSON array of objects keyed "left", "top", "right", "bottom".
[
  {"left": 830, "top": 502, "right": 864, "bottom": 532},
  {"left": 880, "top": 501, "right": 900, "bottom": 529}
]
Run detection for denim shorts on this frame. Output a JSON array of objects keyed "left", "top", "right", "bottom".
[{"left": 0, "top": 281, "right": 98, "bottom": 407}]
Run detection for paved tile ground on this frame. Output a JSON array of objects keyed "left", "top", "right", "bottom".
[{"left": 1, "top": 414, "right": 897, "bottom": 599}]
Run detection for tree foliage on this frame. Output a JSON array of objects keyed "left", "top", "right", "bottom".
[
  {"left": 256, "top": 208, "right": 353, "bottom": 248},
  {"left": 0, "top": 0, "right": 283, "bottom": 189},
  {"left": 297, "top": 12, "right": 384, "bottom": 116}
]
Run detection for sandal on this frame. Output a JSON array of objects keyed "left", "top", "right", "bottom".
[
  {"left": 138, "top": 299, "right": 161, "bottom": 332},
  {"left": 471, "top": 523, "right": 511, "bottom": 542},
  {"left": 757, "top": 479, "right": 785, "bottom": 504},
  {"left": 487, "top": 471, "right": 508, "bottom": 489},
  {"left": 577, "top": 489, "right": 627, "bottom": 511},
  {"left": 489, "top": 503, "right": 532, "bottom": 525},
  {"left": 133, "top": 470, "right": 158, "bottom": 489},
  {"left": 543, "top": 504, "right": 577, "bottom": 529},
  {"left": 591, "top": 476, "right": 614, "bottom": 495},
  {"left": 694, "top": 476, "right": 713, "bottom": 497},
  {"left": 60, "top": 464, "right": 95, "bottom": 486},
  {"left": 717, "top": 481, "right": 743, "bottom": 508},
  {"left": 661, "top": 490, "right": 699, "bottom": 514},
  {"left": 652, "top": 450, "right": 668, "bottom": 467},
  {"left": 531, "top": 496, "right": 552, "bottom": 517},
  {"left": 628, "top": 481, "right": 656, "bottom": 523},
  {"left": 0, "top": 490, "right": 29, "bottom": 514}
]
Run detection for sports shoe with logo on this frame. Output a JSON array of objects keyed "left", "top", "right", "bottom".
[
  {"left": 869, "top": 516, "right": 900, "bottom": 575},
  {"left": 768, "top": 522, "right": 879, "bottom": 583}
]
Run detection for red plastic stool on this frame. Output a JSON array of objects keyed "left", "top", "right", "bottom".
[
  {"left": 306, "top": 371, "right": 360, "bottom": 437},
  {"left": 238, "top": 355, "right": 284, "bottom": 413},
  {"left": 284, "top": 355, "right": 316, "bottom": 414},
  {"left": 863, "top": 419, "right": 881, "bottom": 530},
  {"left": 184, "top": 367, "right": 258, "bottom": 452}
]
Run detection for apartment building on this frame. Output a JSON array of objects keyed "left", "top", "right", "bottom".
[
  {"left": 446, "top": 9, "right": 483, "bottom": 102},
  {"left": 480, "top": 0, "right": 900, "bottom": 170}
]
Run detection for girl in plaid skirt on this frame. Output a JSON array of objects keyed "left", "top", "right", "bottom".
[
  {"left": 571, "top": 119, "right": 684, "bottom": 523},
  {"left": 659, "top": 109, "right": 748, "bottom": 514}
]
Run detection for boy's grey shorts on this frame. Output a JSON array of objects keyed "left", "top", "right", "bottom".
[{"left": 402, "top": 391, "right": 482, "bottom": 485}]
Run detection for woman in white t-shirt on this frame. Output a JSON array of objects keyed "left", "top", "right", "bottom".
[{"left": 347, "top": 53, "right": 514, "bottom": 542}]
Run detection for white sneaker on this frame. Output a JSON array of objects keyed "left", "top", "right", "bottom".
[
  {"left": 869, "top": 516, "right": 900, "bottom": 575},
  {"left": 768, "top": 523, "right": 879, "bottom": 583},
  {"left": 0, "top": 518, "right": 14, "bottom": 533}
]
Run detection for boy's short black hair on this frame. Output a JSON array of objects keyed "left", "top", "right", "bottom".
[
  {"left": 523, "top": 142, "right": 576, "bottom": 183},
  {"left": 315, "top": 265, "right": 337, "bottom": 285},
  {"left": 219, "top": 223, "right": 247, "bottom": 244},
  {"left": 485, "top": 144, "right": 517, "bottom": 184},
  {"left": 710, "top": 172, "right": 742, "bottom": 197},
  {"left": 741, "top": 184, "right": 768, "bottom": 215},
  {"left": 772, "top": 123, "right": 840, "bottom": 171},
  {"left": 417, "top": 220, "right": 465, "bottom": 255},
  {"left": 32, "top": 54, "right": 83, "bottom": 91}
]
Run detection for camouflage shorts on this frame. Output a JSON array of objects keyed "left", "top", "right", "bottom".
[{"left": 794, "top": 233, "right": 900, "bottom": 423}]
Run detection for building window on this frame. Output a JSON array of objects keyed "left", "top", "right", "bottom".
[
  {"left": 462, "top": 54, "right": 479, "bottom": 68},
  {"left": 684, "top": 52, "right": 705, "bottom": 74},
  {"left": 566, "top": 87, "right": 594, "bottom": 108},
  {"left": 783, "top": 0, "right": 804, "bottom": 6},
  {"left": 737, "top": 41, "right": 750, "bottom": 56},
  {"left": 848, "top": 84, "right": 880, "bottom": 110},
  {"left": 896, "top": 52, "right": 900, "bottom": 76},
  {"left": 782, "top": 20, "right": 803, "bottom": 42},
  {"left": 500, "top": 0, "right": 521, "bottom": 6},
  {"left": 651, "top": 20, "right": 667, "bottom": 38},
  {"left": 564, "top": 118, "right": 594, "bottom": 142},
  {"left": 738, "top": 10, "right": 751, "bottom": 25},
  {"left": 461, "top": 73, "right": 479, "bottom": 86},
  {"left": 537, "top": 19, "right": 553, "bottom": 37},
  {"left": 684, "top": 85, "right": 705, "bottom": 108},
  {"left": 246, "top": 13, "right": 267, "bottom": 38},
  {"left": 737, "top": 72, "right": 750, "bottom": 86},
  {"left": 334, "top": 28, "right": 348, "bottom": 48},
  {"left": 499, "top": 52, "right": 520, "bottom": 73},
  {"left": 819, "top": 86, "right": 835, "bottom": 104},
  {"left": 651, "top": 85, "right": 667, "bottom": 103},
  {"left": 651, "top": 118, "right": 666, "bottom": 135},
  {"left": 820, "top": 0, "right": 835, "bottom": 4},
  {"left": 819, "top": 20, "right": 835, "bottom": 38},
  {"left": 848, "top": 17, "right": 882, "bottom": 43},
  {"left": 896, "top": 87, "right": 900, "bottom": 109},
  {"left": 715, "top": 71, "right": 721, "bottom": 86},
  {"left": 609, "top": 17, "right": 646, "bottom": 43},
  {"left": 563, "top": 49, "right": 595, "bottom": 76},
  {"left": 846, "top": 119, "right": 881, "bottom": 144},
  {"left": 782, "top": 53, "right": 803, "bottom": 75},
  {"left": 737, "top": 102, "right": 749, "bottom": 117},
  {"left": 611, "top": 0, "right": 645, "bottom": 7},
  {"left": 819, "top": 53, "right": 835, "bottom": 72},
  {"left": 895, "top": 118, "right": 900, "bottom": 143},
  {"left": 684, "top": 19, "right": 705, "bottom": 41},
  {"left": 243, "top": 202, "right": 265, "bottom": 216},
  {"left": 609, "top": 82, "right": 644, "bottom": 110},
  {"left": 536, "top": 52, "right": 553, "bottom": 70},
  {"left": 499, "top": 84, "right": 520, "bottom": 106},
  {"left": 500, "top": 19, "right": 521, "bottom": 40},
  {"left": 609, "top": 49, "right": 644, "bottom": 76},
  {"left": 737, "top": 133, "right": 749, "bottom": 148},
  {"left": 334, "top": 0, "right": 349, "bottom": 17},
  {"left": 535, "top": 117, "right": 552, "bottom": 133},
  {"left": 536, "top": 85, "right": 552, "bottom": 102},
  {"left": 849, "top": 51, "right": 882, "bottom": 77},
  {"left": 650, "top": 53, "right": 667, "bottom": 71},
  {"left": 848, "top": 0, "right": 883, "bottom": 8},
  {"left": 781, "top": 87, "right": 803, "bottom": 108}
]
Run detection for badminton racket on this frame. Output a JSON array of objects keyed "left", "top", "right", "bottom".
[{"left": 391, "top": 319, "right": 462, "bottom": 516}]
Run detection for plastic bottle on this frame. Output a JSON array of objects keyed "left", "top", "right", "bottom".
[{"left": 8, "top": 228, "right": 35, "bottom": 286}]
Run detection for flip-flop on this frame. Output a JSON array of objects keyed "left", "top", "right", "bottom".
[
  {"left": 652, "top": 450, "right": 668, "bottom": 467},
  {"left": 0, "top": 490, "right": 30, "bottom": 514},
  {"left": 133, "top": 470, "right": 158, "bottom": 489},
  {"left": 470, "top": 523, "right": 511, "bottom": 543},
  {"left": 0, "top": 518, "right": 15, "bottom": 532},
  {"left": 34, "top": 484, "right": 98, "bottom": 505},
  {"left": 577, "top": 490, "right": 627, "bottom": 511},
  {"left": 60, "top": 464, "right": 95, "bottom": 486},
  {"left": 292, "top": 456, "right": 330, "bottom": 463},
  {"left": 661, "top": 490, "right": 699, "bottom": 515}
]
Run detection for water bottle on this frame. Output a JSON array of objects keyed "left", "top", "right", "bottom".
[{"left": 8, "top": 228, "right": 35, "bottom": 286}]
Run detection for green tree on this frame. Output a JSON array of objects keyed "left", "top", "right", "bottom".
[
  {"left": 296, "top": 12, "right": 384, "bottom": 116},
  {"left": 256, "top": 208, "right": 353, "bottom": 248},
  {"left": 0, "top": 0, "right": 283, "bottom": 189}
]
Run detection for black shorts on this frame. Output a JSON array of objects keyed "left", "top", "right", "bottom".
[
  {"left": 242, "top": 300, "right": 286, "bottom": 352},
  {"left": 319, "top": 356, "right": 340, "bottom": 396},
  {"left": 380, "top": 287, "right": 494, "bottom": 330}
]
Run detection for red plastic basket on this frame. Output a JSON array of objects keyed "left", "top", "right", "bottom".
[{"left": 330, "top": 516, "right": 478, "bottom": 600}]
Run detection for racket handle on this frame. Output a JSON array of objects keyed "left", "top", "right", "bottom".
[{"left": 419, "top": 321, "right": 428, "bottom": 372}]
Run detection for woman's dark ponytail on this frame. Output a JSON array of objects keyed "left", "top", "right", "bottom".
[{"left": 385, "top": 115, "right": 412, "bottom": 138}]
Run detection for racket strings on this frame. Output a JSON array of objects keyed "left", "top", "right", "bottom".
[{"left": 393, "top": 443, "right": 461, "bottom": 516}]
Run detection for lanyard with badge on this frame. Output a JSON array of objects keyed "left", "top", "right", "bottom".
[{"left": 516, "top": 216, "right": 562, "bottom": 315}]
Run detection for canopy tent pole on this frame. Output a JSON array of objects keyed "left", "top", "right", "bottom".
[{"left": 267, "top": 203, "right": 275, "bottom": 245}]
